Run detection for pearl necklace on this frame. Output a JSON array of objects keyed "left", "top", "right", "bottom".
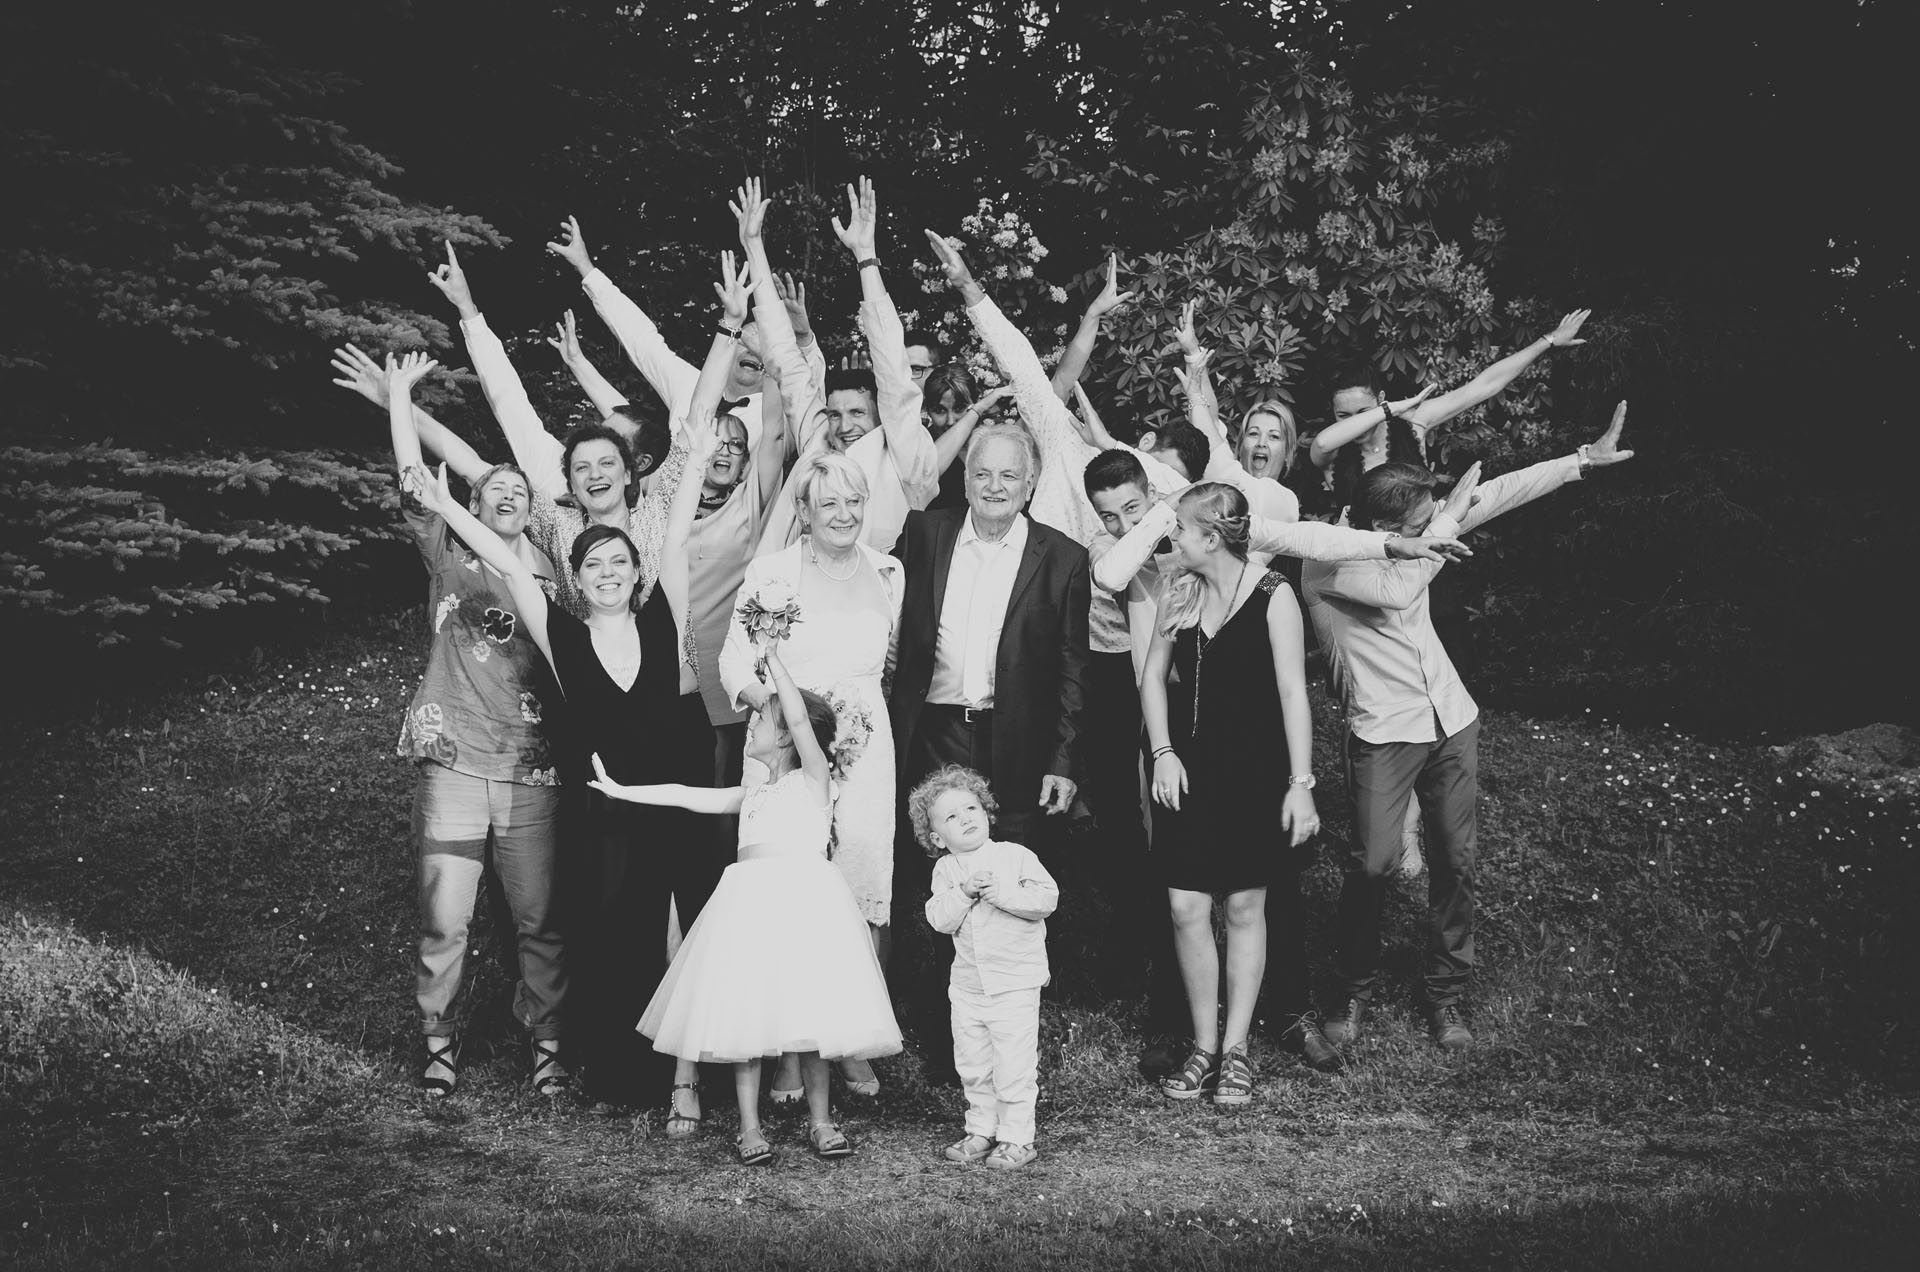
[{"left": 809, "top": 540, "right": 859, "bottom": 581}]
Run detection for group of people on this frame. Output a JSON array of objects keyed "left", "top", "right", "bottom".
[{"left": 332, "top": 175, "right": 1634, "bottom": 1169}]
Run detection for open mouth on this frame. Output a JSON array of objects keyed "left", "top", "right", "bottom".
[{"left": 585, "top": 481, "right": 613, "bottom": 500}]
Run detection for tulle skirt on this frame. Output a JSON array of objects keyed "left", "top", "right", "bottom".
[{"left": 637, "top": 851, "right": 904, "bottom": 1063}]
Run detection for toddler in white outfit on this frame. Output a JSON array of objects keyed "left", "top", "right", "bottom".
[{"left": 911, "top": 764, "right": 1059, "bottom": 1171}]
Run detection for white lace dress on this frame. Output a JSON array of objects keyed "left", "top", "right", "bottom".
[{"left": 637, "top": 770, "right": 902, "bottom": 1064}]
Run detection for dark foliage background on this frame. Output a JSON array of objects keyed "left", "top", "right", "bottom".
[{"left": 1, "top": 0, "right": 1910, "bottom": 733}]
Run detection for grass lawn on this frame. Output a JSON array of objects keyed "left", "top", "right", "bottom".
[{"left": 3, "top": 611, "right": 1917, "bottom": 1269}]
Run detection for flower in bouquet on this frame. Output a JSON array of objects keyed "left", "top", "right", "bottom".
[
  {"left": 737, "top": 580, "right": 802, "bottom": 673},
  {"left": 822, "top": 688, "right": 874, "bottom": 785}
]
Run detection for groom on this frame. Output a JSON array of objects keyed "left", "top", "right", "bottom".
[{"left": 888, "top": 422, "right": 1089, "bottom": 1056}]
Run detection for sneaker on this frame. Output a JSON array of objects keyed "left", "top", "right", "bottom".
[
  {"left": 1279, "top": 1015, "right": 1345, "bottom": 1073},
  {"left": 1428, "top": 1004, "right": 1473, "bottom": 1051},
  {"left": 945, "top": 1134, "right": 993, "bottom": 1164},
  {"left": 1322, "top": 999, "right": 1367, "bottom": 1049},
  {"left": 983, "top": 1141, "right": 1038, "bottom": 1171}
]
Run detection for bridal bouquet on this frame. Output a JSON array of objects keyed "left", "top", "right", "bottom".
[
  {"left": 737, "top": 579, "right": 802, "bottom": 673},
  {"left": 822, "top": 688, "right": 874, "bottom": 784}
]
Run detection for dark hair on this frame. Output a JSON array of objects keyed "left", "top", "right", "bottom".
[
  {"left": 560, "top": 422, "right": 642, "bottom": 508},
  {"left": 1329, "top": 363, "right": 1385, "bottom": 401},
  {"left": 1331, "top": 415, "right": 1424, "bottom": 515},
  {"left": 775, "top": 687, "right": 839, "bottom": 761},
  {"left": 567, "top": 523, "right": 640, "bottom": 576},
  {"left": 824, "top": 367, "right": 878, "bottom": 404},
  {"left": 1146, "top": 422, "right": 1209, "bottom": 485},
  {"left": 903, "top": 330, "right": 944, "bottom": 361},
  {"left": 1352, "top": 461, "right": 1441, "bottom": 529},
  {"left": 1083, "top": 447, "right": 1150, "bottom": 502},
  {"left": 922, "top": 364, "right": 979, "bottom": 414}
]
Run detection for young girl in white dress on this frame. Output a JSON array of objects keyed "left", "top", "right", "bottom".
[{"left": 588, "top": 646, "right": 901, "bottom": 1165}]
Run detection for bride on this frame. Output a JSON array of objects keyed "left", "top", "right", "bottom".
[{"left": 720, "top": 450, "right": 901, "bottom": 1101}]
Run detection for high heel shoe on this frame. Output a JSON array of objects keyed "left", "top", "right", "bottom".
[
  {"left": 421, "top": 1034, "right": 460, "bottom": 1098},
  {"left": 837, "top": 1058, "right": 880, "bottom": 1098}
]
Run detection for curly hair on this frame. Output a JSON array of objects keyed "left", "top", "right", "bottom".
[{"left": 906, "top": 764, "right": 998, "bottom": 858}]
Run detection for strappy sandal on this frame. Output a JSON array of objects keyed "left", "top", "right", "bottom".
[
  {"left": 529, "top": 1039, "right": 569, "bottom": 1097},
  {"left": 665, "top": 1081, "right": 702, "bottom": 1140},
  {"left": 1212, "top": 1045, "right": 1255, "bottom": 1106},
  {"left": 421, "top": 1035, "right": 460, "bottom": 1098},
  {"left": 837, "top": 1058, "right": 881, "bottom": 1099},
  {"left": 808, "top": 1121, "right": 854, "bottom": 1159},
  {"left": 1160, "top": 1046, "right": 1216, "bottom": 1101},
  {"left": 944, "top": 1133, "right": 993, "bottom": 1164},
  {"left": 735, "top": 1130, "right": 773, "bottom": 1166}
]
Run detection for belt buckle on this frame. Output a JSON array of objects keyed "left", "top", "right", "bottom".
[{"left": 963, "top": 705, "right": 983, "bottom": 724}]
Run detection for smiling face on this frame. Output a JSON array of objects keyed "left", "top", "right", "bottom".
[
  {"left": 927, "top": 787, "right": 990, "bottom": 855},
  {"left": 473, "top": 468, "right": 531, "bottom": 538},
  {"left": 1236, "top": 410, "right": 1291, "bottom": 481},
  {"left": 568, "top": 438, "right": 630, "bottom": 518},
  {"left": 965, "top": 434, "right": 1035, "bottom": 536},
  {"left": 1169, "top": 509, "right": 1218, "bottom": 569},
  {"left": 575, "top": 535, "right": 638, "bottom": 614},
  {"left": 1089, "top": 480, "right": 1151, "bottom": 540},
  {"left": 822, "top": 388, "right": 877, "bottom": 451},
  {"left": 703, "top": 415, "right": 749, "bottom": 492},
  {"left": 724, "top": 323, "right": 766, "bottom": 400},
  {"left": 802, "top": 475, "right": 867, "bottom": 553},
  {"left": 746, "top": 702, "right": 790, "bottom": 766},
  {"left": 923, "top": 388, "right": 967, "bottom": 437}
]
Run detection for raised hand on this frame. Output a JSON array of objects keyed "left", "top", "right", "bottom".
[
  {"left": 1390, "top": 382, "right": 1439, "bottom": 415},
  {"left": 546, "top": 310, "right": 585, "bottom": 367},
  {"left": 1175, "top": 298, "right": 1202, "bottom": 357},
  {"left": 683, "top": 407, "right": 725, "bottom": 469},
  {"left": 544, "top": 216, "right": 593, "bottom": 278},
  {"left": 1583, "top": 400, "right": 1635, "bottom": 466},
  {"left": 1388, "top": 535, "right": 1472, "bottom": 562},
  {"left": 1440, "top": 460, "right": 1483, "bottom": 523},
  {"left": 1544, "top": 307, "right": 1591, "bottom": 349},
  {"left": 1086, "top": 254, "right": 1134, "bottom": 321},
  {"left": 404, "top": 460, "right": 455, "bottom": 514},
  {"left": 839, "top": 349, "right": 873, "bottom": 372},
  {"left": 922, "top": 228, "right": 975, "bottom": 292},
  {"left": 385, "top": 349, "right": 440, "bottom": 396},
  {"left": 330, "top": 342, "right": 390, "bottom": 408},
  {"left": 973, "top": 384, "right": 1016, "bottom": 418},
  {"left": 832, "top": 175, "right": 879, "bottom": 260},
  {"left": 1172, "top": 346, "right": 1213, "bottom": 398},
  {"left": 730, "top": 177, "right": 770, "bottom": 252},
  {"left": 774, "top": 271, "right": 812, "bottom": 340},
  {"left": 1069, "top": 381, "right": 1118, "bottom": 450},
  {"left": 712, "top": 250, "right": 753, "bottom": 326},
  {"left": 425, "top": 241, "right": 478, "bottom": 318}
]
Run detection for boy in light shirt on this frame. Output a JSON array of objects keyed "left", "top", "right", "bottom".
[{"left": 915, "top": 765, "right": 1059, "bottom": 1171}]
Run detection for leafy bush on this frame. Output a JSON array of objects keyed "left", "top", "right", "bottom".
[{"left": 0, "top": 441, "right": 407, "bottom": 649}]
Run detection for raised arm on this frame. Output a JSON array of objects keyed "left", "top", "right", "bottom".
[
  {"left": 425, "top": 240, "right": 568, "bottom": 498},
  {"left": 659, "top": 406, "right": 724, "bottom": 632},
  {"left": 765, "top": 647, "right": 832, "bottom": 799},
  {"left": 837, "top": 177, "right": 936, "bottom": 505},
  {"left": 1308, "top": 382, "right": 1439, "bottom": 468},
  {"left": 1049, "top": 254, "right": 1134, "bottom": 401},
  {"left": 1172, "top": 302, "right": 1227, "bottom": 446},
  {"left": 546, "top": 309, "right": 631, "bottom": 420},
  {"left": 1410, "top": 308, "right": 1590, "bottom": 431},
  {"left": 332, "top": 342, "right": 492, "bottom": 485},
  {"left": 928, "top": 228, "right": 1092, "bottom": 477},
  {"left": 548, "top": 214, "right": 701, "bottom": 418},
  {"left": 403, "top": 452, "right": 553, "bottom": 667},
  {"left": 737, "top": 179, "right": 825, "bottom": 451},
  {"left": 1432, "top": 402, "right": 1632, "bottom": 538}
]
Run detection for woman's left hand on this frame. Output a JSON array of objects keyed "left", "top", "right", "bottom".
[
  {"left": 1583, "top": 401, "right": 1635, "bottom": 466},
  {"left": 1281, "top": 784, "right": 1320, "bottom": 847}
]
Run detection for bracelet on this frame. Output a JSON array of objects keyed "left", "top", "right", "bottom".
[
  {"left": 1576, "top": 442, "right": 1592, "bottom": 470},
  {"left": 1540, "top": 335, "right": 1557, "bottom": 349},
  {"left": 718, "top": 323, "right": 742, "bottom": 341},
  {"left": 1150, "top": 745, "right": 1175, "bottom": 760},
  {"left": 1380, "top": 399, "right": 1396, "bottom": 421},
  {"left": 857, "top": 258, "right": 881, "bottom": 272}
]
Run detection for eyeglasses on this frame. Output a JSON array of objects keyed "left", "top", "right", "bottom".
[{"left": 716, "top": 437, "right": 748, "bottom": 455}]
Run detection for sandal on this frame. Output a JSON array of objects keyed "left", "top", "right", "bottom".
[
  {"left": 808, "top": 1121, "right": 854, "bottom": 1159},
  {"left": 529, "top": 1039, "right": 570, "bottom": 1097},
  {"left": 944, "top": 1134, "right": 993, "bottom": 1164},
  {"left": 1212, "top": 1045, "right": 1254, "bottom": 1106},
  {"left": 1160, "top": 1046, "right": 1216, "bottom": 1101},
  {"left": 837, "top": 1058, "right": 881, "bottom": 1099},
  {"left": 735, "top": 1130, "right": 773, "bottom": 1166},
  {"left": 665, "top": 1081, "right": 702, "bottom": 1140},
  {"left": 983, "top": 1141, "right": 1038, "bottom": 1171},
  {"left": 768, "top": 1086, "right": 805, "bottom": 1107},
  {"left": 421, "top": 1035, "right": 460, "bottom": 1098}
]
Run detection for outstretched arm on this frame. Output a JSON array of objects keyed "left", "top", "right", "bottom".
[
  {"left": 546, "top": 309, "right": 631, "bottom": 420},
  {"left": 659, "top": 404, "right": 724, "bottom": 633},
  {"left": 1430, "top": 402, "right": 1633, "bottom": 538},
  {"left": 333, "top": 342, "right": 492, "bottom": 485},
  {"left": 588, "top": 754, "right": 746, "bottom": 814},
  {"left": 1410, "top": 308, "right": 1590, "bottom": 431},
  {"left": 1308, "top": 382, "right": 1439, "bottom": 468},
  {"left": 1050, "top": 254, "right": 1134, "bottom": 401},
  {"left": 549, "top": 215, "right": 702, "bottom": 421},
  {"left": 837, "top": 177, "right": 936, "bottom": 506}
]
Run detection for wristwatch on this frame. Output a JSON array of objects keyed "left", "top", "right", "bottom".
[{"left": 1289, "top": 774, "right": 1317, "bottom": 789}]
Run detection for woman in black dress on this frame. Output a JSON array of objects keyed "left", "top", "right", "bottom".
[{"left": 1141, "top": 483, "right": 1321, "bottom": 1107}]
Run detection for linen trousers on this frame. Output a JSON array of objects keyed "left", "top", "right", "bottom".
[
  {"left": 950, "top": 982, "right": 1042, "bottom": 1147},
  {"left": 413, "top": 763, "right": 563, "bottom": 1039}
]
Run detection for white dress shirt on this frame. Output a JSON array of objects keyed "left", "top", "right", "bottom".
[
  {"left": 929, "top": 511, "right": 1030, "bottom": 707},
  {"left": 925, "top": 840, "right": 1058, "bottom": 996}
]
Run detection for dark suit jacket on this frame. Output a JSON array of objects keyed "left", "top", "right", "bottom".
[{"left": 890, "top": 507, "right": 1091, "bottom": 803}]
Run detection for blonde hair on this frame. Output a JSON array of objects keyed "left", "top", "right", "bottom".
[
  {"left": 906, "top": 764, "right": 999, "bottom": 858},
  {"left": 791, "top": 451, "right": 871, "bottom": 517},
  {"left": 1238, "top": 401, "right": 1298, "bottom": 477},
  {"left": 1155, "top": 482, "right": 1252, "bottom": 638}
]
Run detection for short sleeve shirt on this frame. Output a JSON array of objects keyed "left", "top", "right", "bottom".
[{"left": 395, "top": 502, "right": 559, "bottom": 785}]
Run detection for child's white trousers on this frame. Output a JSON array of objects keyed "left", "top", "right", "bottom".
[{"left": 950, "top": 983, "right": 1040, "bottom": 1146}]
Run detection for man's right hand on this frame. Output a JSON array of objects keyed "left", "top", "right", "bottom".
[{"left": 426, "top": 241, "right": 479, "bottom": 319}]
